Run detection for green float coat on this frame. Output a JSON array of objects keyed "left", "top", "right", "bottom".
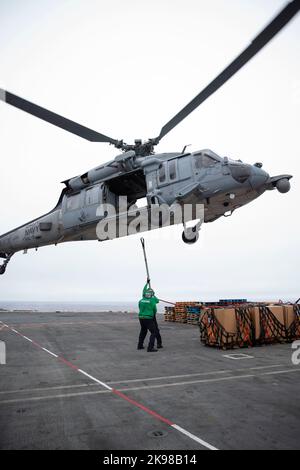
[{"left": 138, "top": 284, "right": 159, "bottom": 319}]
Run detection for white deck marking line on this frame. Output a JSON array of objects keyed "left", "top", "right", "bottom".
[
  {"left": 0, "top": 389, "right": 111, "bottom": 404},
  {"left": 1, "top": 368, "right": 300, "bottom": 407},
  {"left": 0, "top": 382, "right": 96, "bottom": 395},
  {"left": 78, "top": 369, "right": 112, "bottom": 391},
  {"left": 108, "top": 370, "right": 230, "bottom": 384},
  {"left": 42, "top": 348, "right": 58, "bottom": 358},
  {"left": 263, "top": 368, "right": 300, "bottom": 376},
  {"left": 107, "top": 364, "right": 284, "bottom": 385},
  {"left": 246, "top": 364, "right": 283, "bottom": 371},
  {"left": 223, "top": 353, "right": 254, "bottom": 360},
  {"left": 0, "top": 365, "right": 285, "bottom": 396},
  {"left": 3, "top": 321, "right": 218, "bottom": 451},
  {"left": 172, "top": 425, "right": 217, "bottom": 451},
  {"left": 124, "top": 374, "right": 257, "bottom": 390},
  {"left": 22, "top": 336, "right": 33, "bottom": 343},
  {"left": 116, "top": 369, "right": 300, "bottom": 391}
]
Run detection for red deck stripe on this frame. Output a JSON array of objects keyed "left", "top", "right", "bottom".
[
  {"left": 58, "top": 356, "right": 79, "bottom": 371},
  {"left": 3, "top": 322, "right": 173, "bottom": 426},
  {"left": 112, "top": 388, "right": 174, "bottom": 426},
  {"left": 2, "top": 322, "right": 187, "bottom": 437}
]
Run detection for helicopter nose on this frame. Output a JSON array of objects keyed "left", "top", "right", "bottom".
[
  {"left": 229, "top": 162, "right": 252, "bottom": 183},
  {"left": 249, "top": 165, "right": 269, "bottom": 189}
]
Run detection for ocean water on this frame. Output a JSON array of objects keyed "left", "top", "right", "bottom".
[{"left": 0, "top": 301, "right": 141, "bottom": 313}]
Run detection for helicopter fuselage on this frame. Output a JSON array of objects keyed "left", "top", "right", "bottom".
[
  {"left": 0, "top": 149, "right": 291, "bottom": 264},
  {"left": 0, "top": 1, "right": 298, "bottom": 273}
]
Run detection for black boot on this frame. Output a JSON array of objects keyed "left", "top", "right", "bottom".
[
  {"left": 137, "top": 345, "right": 144, "bottom": 350},
  {"left": 157, "top": 344, "right": 163, "bottom": 349},
  {"left": 147, "top": 348, "right": 158, "bottom": 352}
]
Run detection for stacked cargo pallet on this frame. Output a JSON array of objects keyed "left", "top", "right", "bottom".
[
  {"left": 164, "top": 306, "right": 175, "bottom": 322},
  {"left": 164, "top": 300, "right": 300, "bottom": 349},
  {"left": 164, "top": 299, "right": 248, "bottom": 325},
  {"left": 186, "top": 305, "right": 201, "bottom": 325},
  {"left": 219, "top": 299, "right": 247, "bottom": 305},
  {"left": 174, "top": 302, "right": 189, "bottom": 323},
  {"left": 200, "top": 308, "right": 237, "bottom": 349},
  {"left": 171, "top": 302, "right": 199, "bottom": 323},
  {"left": 199, "top": 303, "right": 300, "bottom": 350},
  {"left": 287, "top": 304, "right": 300, "bottom": 341},
  {"left": 202, "top": 299, "right": 248, "bottom": 307}
]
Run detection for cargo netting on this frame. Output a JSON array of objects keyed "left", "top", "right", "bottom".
[
  {"left": 286, "top": 304, "right": 300, "bottom": 342},
  {"left": 257, "top": 306, "right": 287, "bottom": 344},
  {"left": 164, "top": 302, "right": 300, "bottom": 350},
  {"left": 199, "top": 309, "right": 236, "bottom": 350},
  {"left": 235, "top": 306, "right": 255, "bottom": 348}
]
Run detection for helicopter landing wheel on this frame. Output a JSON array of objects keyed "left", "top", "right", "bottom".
[{"left": 182, "top": 227, "right": 199, "bottom": 245}]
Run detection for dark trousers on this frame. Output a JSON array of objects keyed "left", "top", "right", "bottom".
[
  {"left": 153, "top": 315, "right": 162, "bottom": 347},
  {"left": 138, "top": 318, "right": 161, "bottom": 350}
]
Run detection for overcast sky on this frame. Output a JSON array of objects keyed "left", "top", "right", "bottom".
[{"left": 0, "top": 0, "right": 299, "bottom": 303}]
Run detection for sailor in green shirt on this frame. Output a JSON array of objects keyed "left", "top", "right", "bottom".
[{"left": 137, "top": 281, "right": 162, "bottom": 352}]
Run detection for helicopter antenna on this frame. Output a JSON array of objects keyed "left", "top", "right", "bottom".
[{"left": 181, "top": 144, "right": 191, "bottom": 154}]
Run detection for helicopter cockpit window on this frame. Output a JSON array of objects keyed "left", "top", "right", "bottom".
[
  {"left": 66, "top": 193, "right": 81, "bottom": 211},
  {"left": 202, "top": 155, "right": 218, "bottom": 168},
  {"left": 158, "top": 164, "right": 166, "bottom": 183},
  {"left": 169, "top": 160, "right": 177, "bottom": 180},
  {"left": 81, "top": 174, "right": 90, "bottom": 185},
  {"left": 193, "top": 153, "right": 217, "bottom": 169},
  {"left": 85, "top": 185, "right": 99, "bottom": 205},
  {"left": 194, "top": 154, "right": 202, "bottom": 169}
]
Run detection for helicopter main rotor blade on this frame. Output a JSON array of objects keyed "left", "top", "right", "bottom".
[
  {"left": 0, "top": 88, "right": 119, "bottom": 144},
  {"left": 154, "top": 0, "right": 300, "bottom": 143}
]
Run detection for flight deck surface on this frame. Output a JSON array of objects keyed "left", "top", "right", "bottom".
[{"left": 0, "top": 310, "right": 299, "bottom": 450}]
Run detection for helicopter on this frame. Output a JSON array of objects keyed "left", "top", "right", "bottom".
[{"left": 0, "top": 1, "right": 299, "bottom": 275}]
